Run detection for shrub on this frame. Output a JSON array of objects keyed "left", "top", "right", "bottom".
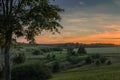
[
  {"left": 67, "top": 56, "right": 82, "bottom": 64},
  {"left": 52, "top": 61, "right": 60, "bottom": 73},
  {"left": 107, "top": 60, "right": 112, "bottom": 65},
  {"left": 91, "top": 54, "right": 101, "bottom": 59},
  {"left": 46, "top": 54, "right": 51, "bottom": 60},
  {"left": 41, "top": 48, "right": 50, "bottom": 53},
  {"left": 32, "top": 50, "right": 43, "bottom": 55},
  {"left": 67, "top": 47, "right": 75, "bottom": 56},
  {"left": 95, "top": 60, "right": 101, "bottom": 66},
  {"left": 77, "top": 46, "right": 87, "bottom": 55},
  {"left": 12, "top": 53, "right": 25, "bottom": 64},
  {"left": 11, "top": 63, "right": 52, "bottom": 80},
  {"left": 52, "top": 48, "right": 63, "bottom": 51},
  {"left": 85, "top": 56, "right": 93, "bottom": 64},
  {"left": 52, "top": 54, "right": 56, "bottom": 60},
  {"left": 100, "top": 57, "right": 107, "bottom": 64}
]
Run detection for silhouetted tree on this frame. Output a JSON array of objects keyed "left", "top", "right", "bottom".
[
  {"left": 77, "top": 46, "right": 87, "bottom": 55},
  {"left": 67, "top": 47, "right": 75, "bottom": 56},
  {"left": 0, "top": 0, "right": 63, "bottom": 80}
]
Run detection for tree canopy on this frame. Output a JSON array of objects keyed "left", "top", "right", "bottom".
[
  {"left": 0, "top": 0, "right": 64, "bottom": 80},
  {"left": 0, "top": 0, "right": 64, "bottom": 42}
]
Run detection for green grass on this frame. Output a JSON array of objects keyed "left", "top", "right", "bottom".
[
  {"left": 50, "top": 63, "right": 120, "bottom": 80},
  {"left": 86, "top": 47, "right": 120, "bottom": 54},
  {"left": 12, "top": 45, "right": 120, "bottom": 80}
]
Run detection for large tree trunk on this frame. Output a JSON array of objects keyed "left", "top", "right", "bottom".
[
  {"left": 4, "top": 32, "right": 12, "bottom": 80},
  {"left": 0, "top": 47, "right": 2, "bottom": 70},
  {"left": 0, "top": 47, "right": 4, "bottom": 70},
  {"left": 0, "top": 47, "right": 4, "bottom": 80}
]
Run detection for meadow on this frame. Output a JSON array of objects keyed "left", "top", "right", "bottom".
[
  {"left": 50, "top": 63, "right": 120, "bottom": 80},
  {"left": 10, "top": 45, "right": 120, "bottom": 80},
  {"left": 50, "top": 47, "right": 120, "bottom": 80}
]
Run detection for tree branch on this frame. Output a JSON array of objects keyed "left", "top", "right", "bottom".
[
  {"left": 9, "top": 0, "right": 13, "bottom": 14},
  {"left": 1, "top": 0, "right": 5, "bottom": 15},
  {"left": 6, "top": 0, "right": 9, "bottom": 15}
]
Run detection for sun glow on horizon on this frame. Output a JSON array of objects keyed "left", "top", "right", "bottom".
[{"left": 17, "top": 0, "right": 120, "bottom": 45}]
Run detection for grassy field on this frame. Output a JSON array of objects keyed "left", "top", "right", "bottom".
[
  {"left": 50, "top": 63, "right": 120, "bottom": 80},
  {"left": 49, "top": 47, "right": 120, "bottom": 80},
  {"left": 86, "top": 47, "right": 120, "bottom": 54},
  {"left": 11, "top": 45, "right": 120, "bottom": 80}
]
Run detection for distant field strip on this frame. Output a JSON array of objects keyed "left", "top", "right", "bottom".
[{"left": 86, "top": 47, "right": 120, "bottom": 54}]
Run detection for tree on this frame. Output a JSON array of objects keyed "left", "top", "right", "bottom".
[
  {"left": 95, "top": 60, "right": 101, "bottom": 66},
  {"left": 52, "top": 61, "right": 60, "bottom": 73},
  {"left": 0, "top": 0, "right": 64, "bottom": 80},
  {"left": 67, "top": 47, "right": 75, "bottom": 56},
  {"left": 85, "top": 56, "right": 93, "bottom": 64},
  {"left": 52, "top": 54, "right": 56, "bottom": 60},
  {"left": 0, "top": 33, "right": 4, "bottom": 71},
  {"left": 77, "top": 46, "right": 87, "bottom": 55},
  {"left": 32, "top": 50, "right": 42, "bottom": 55},
  {"left": 12, "top": 53, "right": 26, "bottom": 64}
]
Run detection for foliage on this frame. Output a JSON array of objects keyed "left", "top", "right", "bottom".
[
  {"left": 52, "top": 61, "right": 60, "bottom": 73},
  {"left": 85, "top": 56, "right": 93, "bottom": 64},
  {"left": 11, "top": 63, "right": 52, "bottom": 80},
  {"left": 67, "top": 47, "right": 75, "bottom": 56},
  {"left": 52, "top": 54, "right": 56, "bottom": 60},
  {"left": 95, "top": 60, "right": 101, "bottom": 66},
  {"left": 91, "top": 54, "right": 101, "bottom": 59},
  {"left": 46, "top": 54, "right": 51, "bottom": 60},
  {"left": 67, "top": 56, "right": 82, "bottom": 64},
  {"left": 0, "top": 0, "right": 63, "bottom": 80},
  {"left": 100, "top": 57, "right": 107, "bottom": 64},
  {"left": 40, "top": 47, "right": 62, "bottom": 53},
  {"left": 107, "top": 60, "right": 112, "bottom": 65},
  {"left": 32, "top": 50, "right": 43, "bottom": 55},
  {"left": 77, "top": 46, "right": 87, "bottom": 55},
  {"left": 85, "top": 54, "right": 109, "bottom": 66},
  {"left": 12, "top": 53, "right": 26, "bottom": 64}
]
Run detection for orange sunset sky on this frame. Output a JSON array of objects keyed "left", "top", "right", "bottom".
[{"left": 17, "top": 0, "right": 120, "bottom": 45}]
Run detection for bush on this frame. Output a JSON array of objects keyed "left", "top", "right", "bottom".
[
  {"left": 67, "top": 47, "right": 75, "bottom": 56},
  {"left": 12, "top": 53, "right": 25, "bottom": 64},
  {"left": 52, "top": 54, "right": 56, "bottom": 60},
  {"left": 77, "top": 46, "right": 87, "bottom": 55},
  {"left": 85, "top": 56, "right": 93, "bottom": 64},
  {"left": 46, "top": 54, "right": 51, "bottom": 60},
  {"left": 32, "top": 50, "right": 43, "bottom": 55},
  {"left": 95, "top": 60, "right": 101, "bottom": 66},
  {"left": 41, "top": 48, "right": 50, "bottom": 53},
  {"left": 107, "top": 60, "right": 112, "bottom": 65},
  {"left": 52, "top": 61, "right": 60, "bottom": 73},
  {"left": 91, "top": 54, "right": 101, "bottom": 59},
  {"left": 67, "top": 56, "right": 82, "bottom": 64},
  {"left": 100, "top": 57, "right": 107, "bottom": 64},
  {"left": 52, "top": 48, "right": 63, "bottom": 51},
  {"left": 11, "top": 63, "right": 52, "bottom": 80}
]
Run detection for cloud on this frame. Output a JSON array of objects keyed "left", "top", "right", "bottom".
[
  {"left": 17, "top": 0, "right": 120, "bottom": 44},
  {"left": 104, "top": 25, "right": 120, "bottom": 31},
  {"left": 79, "top": 1, "right": 85, "bottom": 5},
  {"left": 114, "top": 0, "right": 120, "bottom": 5},
  {"left": 64, "top": 18, "right": 88, "bottom": 23}
]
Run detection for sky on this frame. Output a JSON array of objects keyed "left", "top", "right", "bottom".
[{"left": 18, "top": 0, "right": 120, "bottom": 44}]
